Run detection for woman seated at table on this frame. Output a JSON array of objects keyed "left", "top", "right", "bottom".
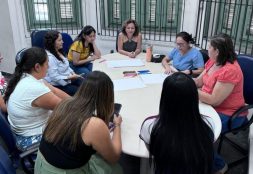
[
  {"left": 118, "top": 19, "right": 142, "bottom": 58},
  {"left": 195, "top": 34, "right": 247, "bottom": 133},
  {"left": 162, "top": 31, "right": 204, "bottom": 76},
  {"left": 68, "top": 25, "right": 101, "bottom": 75},
  {"left": 44, "top": 30, "right": 83, "bottom": 96},
  {"left": 140, "top": 72, "right": 215, "bottom": 174},
  {"left": 4, "top": 47, "right": 69, "bottom": 151},
  {"left": 195, "top": 34, "right": 247, "bottom": 174},
  {"left": 35, "top": 71, "right": 123, "bottom": 174}
]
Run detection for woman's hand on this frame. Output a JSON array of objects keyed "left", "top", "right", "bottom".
[
  {"left": 128, "top": 52, "right": 136, "bottom": 58},
  {"left": 68, "top": 74, "right": 81, "bottom": 80},
  {"left": 113, "top": 115, "right": 122, "bottom": 127}
]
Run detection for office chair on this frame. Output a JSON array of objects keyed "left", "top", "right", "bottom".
[
  {"left": 61, "top": 32, "right": 73, "bottom": 54},
  {"left": 0, "top": 145, "right": 16, "bottom": 174},
  {"left": 199, "top": 49, "right": 209, "bottom": 64},
  {"left": 0, "top": 112, "right": 39, "bottom": 174},
  {"left": 30, "top": 30, "right": 49, "bottom": 49},
  {"left": 31, "top": 30, "right": 73, "bottom": 54},
  {"left": 217, "top": 54, "right": 253, "bottom": 168}
]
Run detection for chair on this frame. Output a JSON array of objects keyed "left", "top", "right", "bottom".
[
  {"left": 61, "top": 32, "right": 73, "bottom": 54},
  {"left": 0, "top": 112, "right": 39, "bottom": 174},
  {"left": 217, "top": 54, "right": 253, "bottom": 168},
  {"left": 199, "top": 49, "right": 209, "bottom": 64},
  {"left": 31, "top": 30, "right": 73, "bottom": 54},
  {"left": 115, "top": 30, "right": 121, "bottom": 52},
  {"left": 0, "top": 145, "right": 16, "bottom": 174},
  {"left": 30, "top": 30, "right": 49, "bottom": 49}
]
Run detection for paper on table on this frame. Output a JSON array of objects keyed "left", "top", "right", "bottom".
[
  {"left": 113, "top": 78, "right": 146, "bottom": 91},
  {"left": 140, "top": 73, "right": 168, "bottom": 84},
  {"left": 107, "top": 59, "right": 144, "bottom": 68}
]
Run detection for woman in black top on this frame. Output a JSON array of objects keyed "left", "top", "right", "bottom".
[
  {"left": 118, "top": 19, "right": 142, "bottom": 58},
  {"left": 35, "top": 71, "right": 123, "bottom": 174},
  {"left": 140, "top": 72, "right": 214, "bottom": 174}
]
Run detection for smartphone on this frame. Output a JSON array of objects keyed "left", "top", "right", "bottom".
[{"left": 110, "top": 103, "right": 122, "bottom": 122}]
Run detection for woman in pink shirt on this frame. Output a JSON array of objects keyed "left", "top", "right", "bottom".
[
  {"left": 195, "top": 34, "right": 247, "bottom": 133},
  {"left": 195, "top": 34, "right": 247, "bottom": 174}
]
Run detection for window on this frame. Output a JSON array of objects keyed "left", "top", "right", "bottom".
[
  {"left": 106, "top": 0, "right": 182, "bottom": 31},
  {"left": 24, "top": 0, "right": 82, "bottom": 30},
  {"left": 223, "top": 0, "right": 235, "bottom": 30},
  {"left": 251, "top": 17, "right": 253, "bottom": 34}
]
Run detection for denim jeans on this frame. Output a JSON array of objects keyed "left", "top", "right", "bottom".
[
  {"left": 218, "top": 112, "right": 248, "bottom": 134},
  {"left": 69, "top": 62, "right": 93, "bottom": 75}
]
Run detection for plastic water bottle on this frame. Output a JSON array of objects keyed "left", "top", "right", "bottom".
[{"left": 146, "top": 44, "right": 153, "bottom": 62}]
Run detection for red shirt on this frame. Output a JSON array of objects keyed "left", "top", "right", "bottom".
[{"left": 202, "top": 59, "right": 245, "bottom": 116}]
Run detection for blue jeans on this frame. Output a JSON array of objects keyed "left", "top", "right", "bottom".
[
  {"left": 54, "top": 78, "right": 83, "bottom": 96},
  {"left": 219, "top": 112, "right": 248, "bottom": 134},
  {"left": 16, "top": 134, "right": 42, "bottom": 151},
  {"left": 69, "top": 62, "right": 93, "bottom": 75}
]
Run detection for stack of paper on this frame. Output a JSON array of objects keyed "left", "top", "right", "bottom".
[
  {"left": 113, "top": 78, "right": 146, "bottom": 91},
  {"left": 107, "top": 59, "right": 144, "bottom": 68},
  {"left": 140, "top": 73, "right": 168, "bottom": 84}
]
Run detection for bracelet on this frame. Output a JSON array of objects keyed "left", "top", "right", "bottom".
[{"left": 114, "top": 123, "right": 121, "bottom": 127}]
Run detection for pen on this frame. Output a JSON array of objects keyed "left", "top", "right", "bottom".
[{"left": 99, "top": 59, "right": 106, "bottom": 63}]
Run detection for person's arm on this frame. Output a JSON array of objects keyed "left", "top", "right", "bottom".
[
  {"left": 43, "top": 81, "right": 69, "bottom": 100},
  {"left": 134, "top": 33, "right": 142, "bottom": 56},
  {"left": 0, "top": 95, "right": 7, "bottom": 113},
  {"left": 162, "top": 56, "right": 173, "bottom": 74},
  {"left": 194, "top": 70, "right": 205, "bottom": 88},
  {"left": 46, "top": 54, "right": 70, "bottom": 85},
  {"left": 198, "top": 81, "right": 235, "bottom": 106},
  {"left": 181, "top": 67, "right": 204, "bottom": 76},
  {"left": 117, "top": 33, "right": 134, "bottom": 57},
  {"left": 82, "top": 116, "right": 122, "bottom": 164},
  {"left": 32, "top": 92, "right": 62, "bottom": 110},
  {"left": 72, "top": 51, "right": 95, "bottom": 66},
  {"left": 92, "top": 41, "right": 101, "bottom": 59}
]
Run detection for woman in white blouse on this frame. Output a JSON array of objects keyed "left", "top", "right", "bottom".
[{"left": 44, "top": 30, "right": 83, "bottom": 96}]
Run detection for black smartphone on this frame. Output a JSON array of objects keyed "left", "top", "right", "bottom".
[{"left": 110, "top": 103, "right": 122, "bottom": 122}]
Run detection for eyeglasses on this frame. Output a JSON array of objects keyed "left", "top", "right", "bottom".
[{"left": 175, "top": 42, "right": 187, "bottom": 48}]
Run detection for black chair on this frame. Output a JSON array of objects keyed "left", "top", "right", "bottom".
[
  {"left": 0, "top": 145, "right": 16, "bottom": 174},
  {"left": 217, "top": 54, "right": 253, "bottom": 168},
  {"left": 0, "top": 112, "right": 39, "bottom": 174}
]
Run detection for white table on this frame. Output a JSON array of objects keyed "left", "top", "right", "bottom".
[{"left": 93, "top": 53, "right": 221, "bottom": 172}]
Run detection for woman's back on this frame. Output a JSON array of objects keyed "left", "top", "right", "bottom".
[{"left": 148, "top": 72, "right": 213, "bottom": 174}]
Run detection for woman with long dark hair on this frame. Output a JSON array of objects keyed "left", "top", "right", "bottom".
[
  {"left": 4, "top": 47, "right": 68, "bottom": 151},
  {"left": 67, "top": 25, "right": 101, "bottom": 75},
  {"left": 140, "top": 72, "right": 214, "bottom": 174},
  {"left": 35, "top": 71, "right": 123, "bottom": 173},
  {"left": 44, "top": 30, "right": 82, "bottom": 96}
]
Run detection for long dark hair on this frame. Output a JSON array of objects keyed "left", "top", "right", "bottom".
[
  {"left": 210, "top": 34, "right": 237, "bottom": 66},
  {"left": 149, "top": 72, "right": 213, "bottom": 174},
  {"left": 44, "top": 30, "right": 65, "bottom": 62},
  {"left": 121, "top": 19, "right": 139, "bottom": 37},
  {"left": 44, "top": 71, "right": 114, "bottom": 150},
  {"left": 74, "top": 25, "right": 96, "bottom": 53},
  {"left": 4, "top": 47, "right": 47, "bottom": 102}
]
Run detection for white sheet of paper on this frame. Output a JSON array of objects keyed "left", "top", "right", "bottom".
[
  {"left": 107, "top": 59, "right": 144, "bottom": 68},
  {"left": 113, "top": 78, "right": 146, "bottom": 91},
  {"left": 140, "top": 73, "right": 168, "bottom": 84}
]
